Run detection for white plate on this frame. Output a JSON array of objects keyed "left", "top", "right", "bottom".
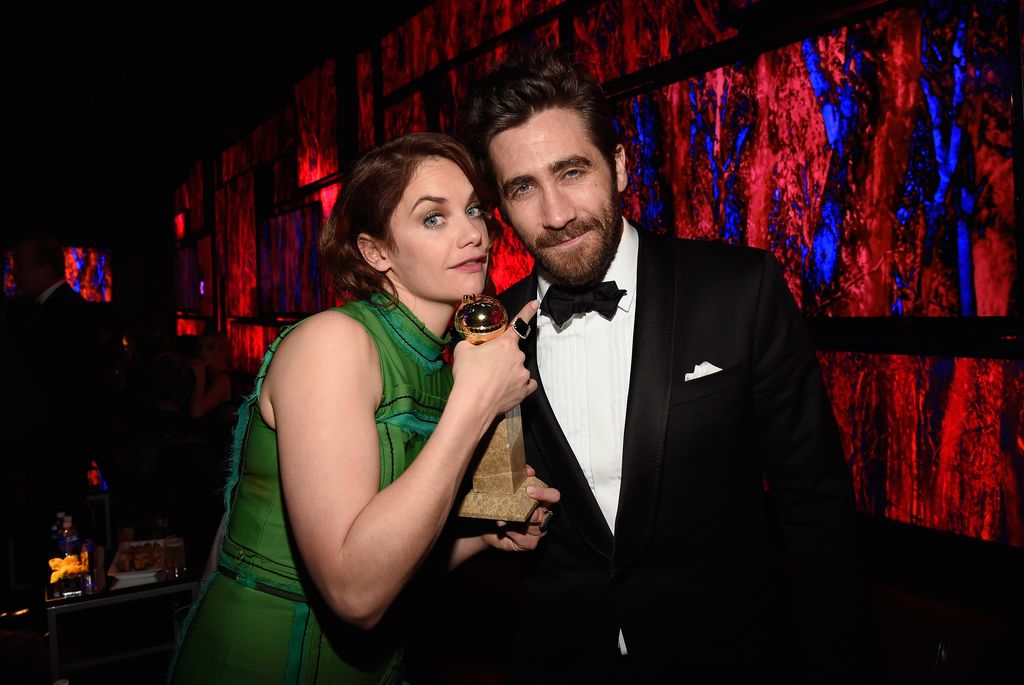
[{"left": 110, "top": 571, "right": 165, "bottom": 589}]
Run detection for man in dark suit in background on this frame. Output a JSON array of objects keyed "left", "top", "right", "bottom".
[
  {"left": 12, "top": 235, "right": 103, "bottom": 526},
  {"left": 461, "top": 48, "right": 871, "bottom": 682}
]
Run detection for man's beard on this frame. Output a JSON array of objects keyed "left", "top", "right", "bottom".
[{"left": 522, "top": 190, "right": 623, "bottom": 288}]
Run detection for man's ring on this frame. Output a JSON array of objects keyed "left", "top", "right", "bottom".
[
  {"left": 510, "top": 316, "right": 530, "bottom": 340},
  {"left": 538, "top": 508, "right": 555, "bottom": 532}
]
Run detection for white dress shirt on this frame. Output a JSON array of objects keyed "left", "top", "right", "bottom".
[{"left": 536, "top": 219, "right": 638, "bottom": 655}]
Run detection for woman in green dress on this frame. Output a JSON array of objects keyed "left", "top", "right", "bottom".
[{"left": 169, "top": 133, "right": 558, "bottom": 684}]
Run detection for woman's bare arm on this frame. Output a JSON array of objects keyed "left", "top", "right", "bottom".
[{"left": 262, "top": 304, "right": 537, "bottom": 629}]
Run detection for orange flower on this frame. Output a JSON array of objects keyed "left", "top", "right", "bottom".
[{"left": 48, "top": 550, "right": 89, "bottom": 584}]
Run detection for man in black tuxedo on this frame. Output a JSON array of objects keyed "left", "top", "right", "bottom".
[{"left": 461, "top": 49, "right": 870, "bottom": 682}]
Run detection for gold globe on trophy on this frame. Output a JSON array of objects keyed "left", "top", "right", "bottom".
[
  {"left": 454, "top": 294, "right": 547, "bottom": 522},
  {"left": 453, "top": 294, "right": 508, "bottom": 343}
]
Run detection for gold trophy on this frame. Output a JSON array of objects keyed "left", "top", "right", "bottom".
[{"left": 454, "top": 294, "right": 546, "bottom": 522}]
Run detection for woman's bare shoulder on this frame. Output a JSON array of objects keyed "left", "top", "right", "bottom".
[
  {"left": 276, "top": 309, "right": 373, "bottom": 359},
  {"left": 259, "top": 309, "right": 380, "bottom": 427}
]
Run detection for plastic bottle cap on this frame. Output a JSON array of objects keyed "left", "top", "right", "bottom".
[{"left": 63, "top": 516, "right": 73, "bottom": 527}]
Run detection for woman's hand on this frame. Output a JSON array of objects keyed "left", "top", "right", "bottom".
[
  {"left": 450, "top": 301, "right": 539, "bottom": 421},
  {"left": 482, "top": 465, "right": 561, "bottom": 553}
]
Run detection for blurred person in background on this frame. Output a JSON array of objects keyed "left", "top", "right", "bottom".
[{"left": 11, "top": 235, "right": 105, "bottom": 539}]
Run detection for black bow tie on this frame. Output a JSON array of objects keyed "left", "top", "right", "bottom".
[{"left": 540, "top": 281, "right": 626, "bottom": 326}]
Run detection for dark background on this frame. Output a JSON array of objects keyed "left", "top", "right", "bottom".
[
  {"left": 2, "top": 1, "right": 1022, "bottom": 682},
  {"left": 0, "top": 1, "right": 429, "bottom": 314}
]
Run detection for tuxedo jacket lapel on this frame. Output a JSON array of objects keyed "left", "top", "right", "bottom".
[
  {"left": 503, "top": 275, "right": 614, "bottom": 560},
  {"left": 612, "top": 230, "right": 676, "bottom": 576}
]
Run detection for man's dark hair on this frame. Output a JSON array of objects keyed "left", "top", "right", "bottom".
[
  {"left": 19, "top": 235, "right": 66, "bottom": 276},
  {"left": 460, "top": 46, "right": 619, "bottom": 178}
]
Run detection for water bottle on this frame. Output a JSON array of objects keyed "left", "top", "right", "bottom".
[
  {"left": 50, "top": 511, "right": 66, "bottom": 555},
  {"left": 59, "top": 516, "right": 80, "bottom": 557},
  {"left": 53, "top": 516, "right": 84, "bottom": 598}
]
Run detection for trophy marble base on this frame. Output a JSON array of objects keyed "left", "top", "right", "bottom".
[
  {"left": 457, "top": 474, "right": 546, "bottom": 521},
  {"left": 457, "top": 408, "right": 546, "bottom": 523}
]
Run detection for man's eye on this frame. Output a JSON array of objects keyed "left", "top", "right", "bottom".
[
  {"left": 512, "top": 183, "right": 532, "bottom": 197},
  {"left": 564, "top": 169, "right": 582, "bottom": 180}
]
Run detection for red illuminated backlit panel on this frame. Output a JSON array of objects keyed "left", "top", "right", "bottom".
[
  {"left": 253, "top": 105, "right": 296, "bottom": 165},
  {"left": 575, "top": 0, "right": 737, "bottom": 83},
  {"left": 477, "top": 0, "right": 561, "bottom": 44},
  {"left": 216, "top": 172, "right": 257, "bottom": 318},
  {"left": 221, "top": 138, "right": 251, "bottom": 184},
  {"left": 3, "top": 252, "right": 13, "bottom": 298},
  {"left": 381, "top": 0, "right": 561, "bottom": 95},
  {"left": 437, "top": 21, "right": 559, "bottom": 137},
  {"left": 296, "top": 59, "right": 339, "bottom": 187},
  {"left": 381, "top": 4, "right": 443, "bottom": 95},
  {"left": 259, "top": 205, "right": 323, "bottom": 316},
  {"left": 176, "top": 318, "right": 207, "bottom": 336},
  {"left": 357, "top": 50, "right": 375, "bottom": 152},
  {"left": 174, "top": 212, "right": 187, "bottom": 241},
  {"left": 319, "top": 182, "right": 341, "bottom": 219},
  {"left": 614, "top": 1, "right": 1016, "bottom": 317},
  {"left": 819, "top": 351, "right": 1024, "bottom": 547},
  {"left": 383, "top": 91, "right": 427, "bottom": 140},
  {"left": 64, "top": 247, "right": 112, "bottom": 302},
  {"left": 228, "top": 320, "right": 284, "bottom": 375},
  {"left": 174, "top": 164, "right": 204, "bottom": 239},
  {"left": 488, "top": 210, "right": 534, "bottom": 295},
  {"left": 174, "top": 182, "right": 189, "bottom": 240}
]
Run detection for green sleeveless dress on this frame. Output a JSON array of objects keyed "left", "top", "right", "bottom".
[{"left": 169, "top": 297, "right": 452, "bottom": 684}]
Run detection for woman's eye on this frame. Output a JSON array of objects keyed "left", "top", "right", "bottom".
[
  {"left": 424, "top": 212, "right": 445, "bottom": 228},
  {"left": 466, "top": 205, "right": 483, "bottom": 218}
]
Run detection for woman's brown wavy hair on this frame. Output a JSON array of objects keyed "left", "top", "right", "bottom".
[{"left": 318, "top": 132, "right": 498, "bottom": 304}]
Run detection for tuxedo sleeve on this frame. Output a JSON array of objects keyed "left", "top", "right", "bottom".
[{"left": 750, "top": 252, "right": 873, "bottom": 680}]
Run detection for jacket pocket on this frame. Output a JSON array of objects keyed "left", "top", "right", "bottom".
[{"left": 669, "top": 359, "right": 747, "bottom": 406}]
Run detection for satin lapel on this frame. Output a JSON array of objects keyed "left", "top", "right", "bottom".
[
  {"left": 612, "top": 230, "right": 676, "bottom": 576},
  {"left": 508, "top": 274, "right": 615, "bottom": 560}
]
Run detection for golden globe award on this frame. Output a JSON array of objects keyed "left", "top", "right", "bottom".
[{"left": 454, "top": 294, "right": 547, "bottom": 522}]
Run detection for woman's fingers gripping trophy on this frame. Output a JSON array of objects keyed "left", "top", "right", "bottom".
[{"left": 451, "top": 300, "right": 539, "bottom": 416}]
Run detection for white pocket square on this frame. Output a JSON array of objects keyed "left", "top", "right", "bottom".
[{"left": 684, "top": 361, "right": 722, "bottom": 382}]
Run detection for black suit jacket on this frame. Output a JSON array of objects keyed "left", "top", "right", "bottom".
[
  {"left": 499, "top": 230, "right": 866, "bottom": 682},
  {"left": 20, "top": 283, "right": 105, "bottom": 504}
]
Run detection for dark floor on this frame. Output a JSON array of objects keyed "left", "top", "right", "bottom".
[
  {"left": 3, "top": 517, "right": 1022, "bottom": 684},
  {"left": 2, "top": 581, "right": 1020, "bottom": 684}
]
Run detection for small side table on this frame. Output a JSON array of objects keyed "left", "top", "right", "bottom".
[{"left": 46, "top": 578, "right": 199, "bottom": 681}]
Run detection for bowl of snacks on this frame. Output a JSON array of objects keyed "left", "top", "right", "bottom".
[{"left": 108, "top": 539, "right": 166, "bottom": 588}]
